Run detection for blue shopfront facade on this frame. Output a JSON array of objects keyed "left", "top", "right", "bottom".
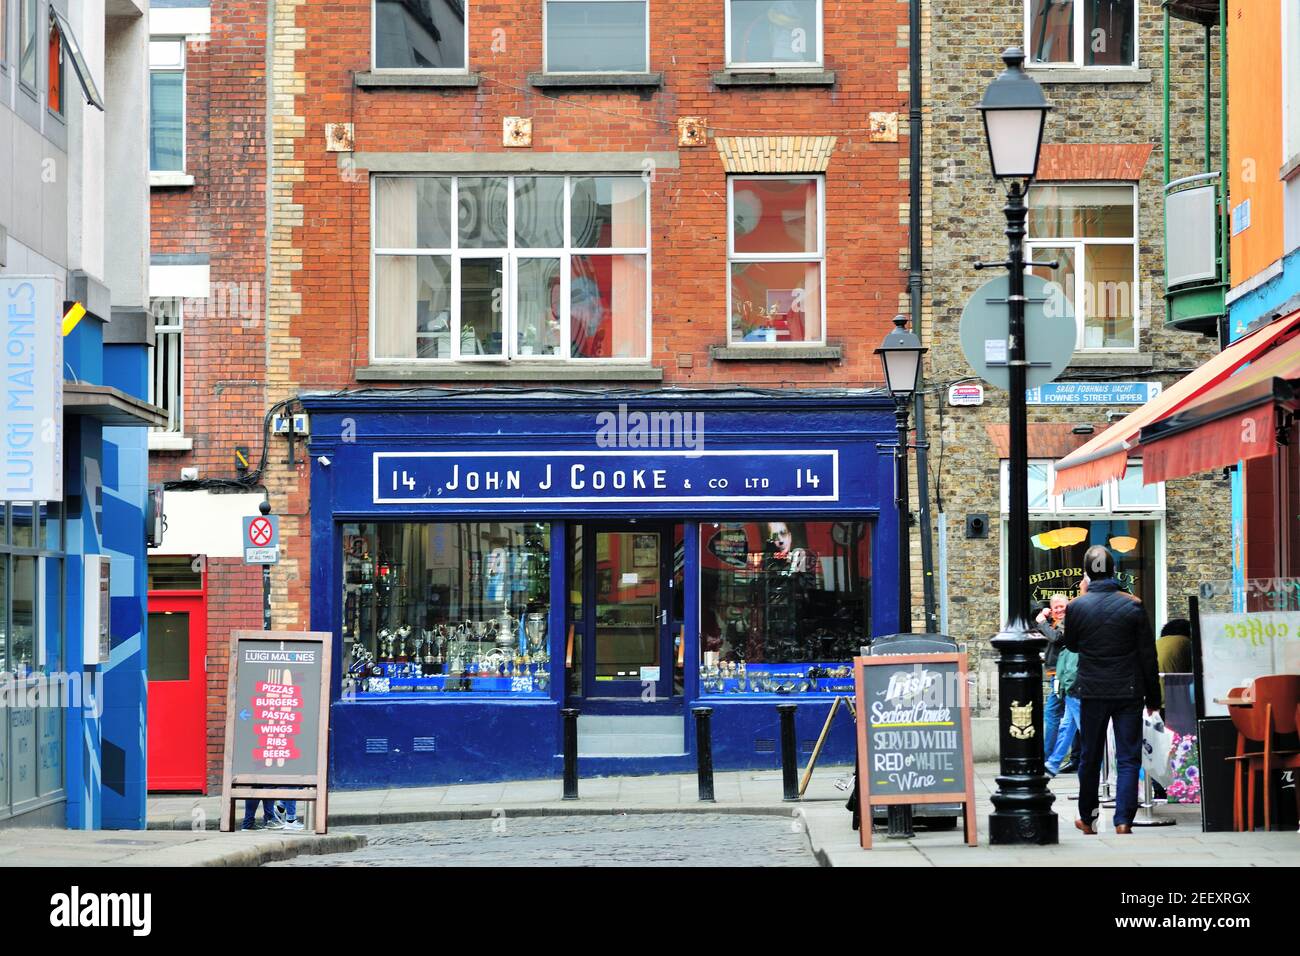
[{"left": 302, "top": 389, "right": 900, "bottom": 788}]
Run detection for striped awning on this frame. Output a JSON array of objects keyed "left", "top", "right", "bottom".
[{"left": 1051, "top": 313, "right": 1300, "bottom": 494}]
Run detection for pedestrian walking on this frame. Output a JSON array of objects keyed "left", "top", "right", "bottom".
[
  {"left": 1061, "top": 545, "right": 1161, "bottom": 835},
  {"left": 1044, "top": 641, "right": 1079, "bottom": 777},
  {"left": 1035, "top": 593, "right": 1068, "bottom": 760}
]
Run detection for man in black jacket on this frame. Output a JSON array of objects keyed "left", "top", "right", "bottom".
[{"left": 1061, "top": 545, "right": 1161, "bottom": 835}]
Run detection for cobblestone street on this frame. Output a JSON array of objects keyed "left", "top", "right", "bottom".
[{"left": 266, "top": 814, "right": 817, "bottom": 867}]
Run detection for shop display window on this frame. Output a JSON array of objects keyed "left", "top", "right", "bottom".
[
  {"left": 699, "top": 519, "right": 871, "bottom": 694},
  {"left": 1026, "top": 519, "right": 1157, "bottom": 610},
  {"left": 341, "top": 521, "right": 552, "bottom": 696}
]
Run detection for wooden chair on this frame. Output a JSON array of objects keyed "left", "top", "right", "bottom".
[{"left": 1227, "top": 676, "right": 1300, "bottom": 831}]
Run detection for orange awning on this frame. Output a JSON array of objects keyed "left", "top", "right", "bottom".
[
  {"left": 1051, "top": 314, "right": 1300, "bottom": 494},
  {"left": 1138, "top": 331, "right": 1300, "bottom": 483}
]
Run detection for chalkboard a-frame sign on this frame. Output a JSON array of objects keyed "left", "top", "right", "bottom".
[
  {"left": 853, "top": 653, "right": 977, "bottom": 848},
  {"left": 218, "top": 630, "right": 333, "bottom": 833}
]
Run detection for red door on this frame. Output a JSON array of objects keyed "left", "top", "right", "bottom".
[{"left": 147, "top": 591, "right": 208, "bottom": 792}]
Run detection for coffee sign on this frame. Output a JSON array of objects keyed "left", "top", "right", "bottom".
[{"left": 853, "top": 653, "right": 977, "bottom": 848}]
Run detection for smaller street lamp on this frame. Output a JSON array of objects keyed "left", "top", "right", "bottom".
[
  {"left": 875, "top": 314, "right": 926, "bottom": 636},
  {"left": 875, "top": 314, "right": 926, "bottom": 841}
]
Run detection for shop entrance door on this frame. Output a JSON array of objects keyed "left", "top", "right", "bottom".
[
  {"left": 146, "top": 592, "right": 208, "bottom": 792},
  {"left": 582, "top": 525, "right": 672, "bottom": 699}
]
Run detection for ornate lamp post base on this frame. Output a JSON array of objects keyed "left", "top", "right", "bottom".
[{"left": 987, "top": 625, "right": 1058, "bottom": 845}]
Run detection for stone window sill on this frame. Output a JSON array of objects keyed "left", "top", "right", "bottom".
[
  {"left": 710, "top": 344, "right": 842, "bottom": 361},
  {"left": 149, "top": 432, "right": 194, "bottom": 452},
  {"left": 1027, "top": 67, "right": 1152, "bottom": 85},
  {"left": 150, "top": 171, "right": 196, "bottom": 188},
  {"left": 1067, "top": 352, "right": 1152, "bottom": 369},
  {"left": 1280, "top": 153, "right": 1300, "bottom": 183},
  {"left": 355, "top": 71, "right": 482, "bottom": 89},
  {"left": 356, "top": 363, "right": 664, "bottom": 382},
  {"left": 712, "top": 69, "right": 836, "bottom": 87},
  {"left": 527, "top": 72, "right": 663, "bottom": 90}
]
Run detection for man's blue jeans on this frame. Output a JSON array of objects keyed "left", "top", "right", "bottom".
[
  {"left": 242, "top": 799, "right": 298, "bottom": 827},
  {"left": 1046, "top": 694, "right": 1080, "bottom": 775},
  {"left": 1043, "top": 679, "right": 1062, "bottom": 759},
  {"left": 242, "top": 799, "right": 275, "bottom": 828},
  {"left": 1077, "top": 697, "right": 1143, "bottom": 828}
]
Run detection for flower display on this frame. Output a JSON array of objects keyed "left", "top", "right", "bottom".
[{"left": 1166, "top": 732, "right": 1201, "bottom": 804}]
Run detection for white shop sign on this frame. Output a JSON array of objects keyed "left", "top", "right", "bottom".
[
  {"left": 1199, "top": 611, "right": 1300, "bottom": 717},
  {"left": 1, "top": 277, "right": 64, "bottom": 502}
]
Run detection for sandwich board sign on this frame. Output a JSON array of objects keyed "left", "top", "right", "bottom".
[
  {"left": 853, "top": 652, "right": 978, "bottom": 848},
  {"left": 218, "top": 630, "right": 332, "bottom": 833}
]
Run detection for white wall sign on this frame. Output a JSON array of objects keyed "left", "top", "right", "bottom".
[
  {"left": 1, "top": 277, "right": 64, "bottom": 502},
  {"left": 948, "top": 383, "right": 984, "bottom": 406}
]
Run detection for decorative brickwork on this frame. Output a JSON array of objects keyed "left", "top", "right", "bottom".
[
  {"left": 714, "top": 135, "right": 837, "bottom": 173},
  {"left": 1037, "top": 143, "right": 1156, "bottom": 182}
]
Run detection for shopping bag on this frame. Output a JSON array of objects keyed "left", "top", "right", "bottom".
[{"left": 1141, "top": 713, "right": 1176, "bottom": 789}]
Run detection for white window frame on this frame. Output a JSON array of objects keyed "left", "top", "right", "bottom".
[
  {"left": 725, "top": 174, "right": 827, "bottom": 347},
  {"left": 371, "top": 0, "right": 470, "bottom": 74},
  {"left": 370, "top": 173, "right": 653, "bottom": 364},
  {"left": 149, "top": 298, "right": 184, "bottom": 436},
  {"left": 1000, "top": 458, "right": 1165, "bottom": 515},
  {"left": 1026, "top": 181, "right": 1139, "bottom": 353},
  {"left": 17, "top": 0, "right": 37, "bottom": 92},
  {"left": 542, "top": 0, "right": 650, "bottom": 74},
  {"left": 998, "top": 458, "right": 1166, "bottom": 631},
  {"left": 148, "top": 37, "right": 186, "bottom": 174},
  {"left": 724, "top": 0, "right": 824, "bottom": 70},
  {"left": 1023, "top": 0, "right": 1139, "bottom": 70}
]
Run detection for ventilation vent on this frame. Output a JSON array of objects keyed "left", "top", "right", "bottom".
[
  {"left": 413, "top": 736, "right": 437, "bottom": 753},
  {"left": 800, "top": 739, "right": 816, "bottom": 754},
  {"left": 754, "top": 738, "right": 776, "bottom": 753},
  {"left": 365, "top": 737, "right": 389, "bottom": 754}
]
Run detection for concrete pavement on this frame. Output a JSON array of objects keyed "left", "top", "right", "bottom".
[
  {"left": 2, "top": 762, "right": 1294, "bottom": 865},
  {"left": 0, "top": 826, "right": 365, "bottom": 867},
  {"left": 139, "top": 761, "right": 1300, "bottom": 867}
]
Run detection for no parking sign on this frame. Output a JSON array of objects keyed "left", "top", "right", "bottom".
[{"left": 242, "top": 514, "right": 280, "bottom": 564}]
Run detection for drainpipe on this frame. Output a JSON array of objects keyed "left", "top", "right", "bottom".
[{"left": 908, "top": 0, "right": 939, "bottom": 633}]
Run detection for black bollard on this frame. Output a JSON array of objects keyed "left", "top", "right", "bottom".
[
  {"left": 777, "top": 703, "right": 799, "bottom": 801},
  {"left": 692, "top": 706, "right": 715, "bottom": 802},
  {"left": 562, "top": 707, "right": 579, "bottom": 799}
]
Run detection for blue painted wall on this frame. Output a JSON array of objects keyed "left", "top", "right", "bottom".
[
  {"left": 1227, "top": 247, "right": 1300, "bottom": 343},
  {"left": 100, "top": 343, "right": 150, "bottom": 828},
  {"left": 305, "top": 392, "right": 889, "bottom": 788},
  {"left": 58, "top": 330, "right": 151, "bottom": 829}
]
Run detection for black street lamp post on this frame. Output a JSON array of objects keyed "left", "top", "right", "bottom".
[
  {"left": 875, "top": 313, "right": 926, "bottom": 839},
  {"left": 975, "top": 47, "right": 1059, "bottom": 846},
  {"left": 875, "top": 314, "right": 926, "bottom": 637}
]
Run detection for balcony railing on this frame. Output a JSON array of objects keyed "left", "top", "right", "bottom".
[{"left": 1164, "top": 171, "right": 1226, "bottom": 335}]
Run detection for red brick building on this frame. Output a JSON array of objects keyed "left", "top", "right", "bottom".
[
  {"left": 145, "top": 1, "right": 270, "bottom": 792},
  {"left": 149, "top": 0, "right": 921, "bottom": 790}
]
